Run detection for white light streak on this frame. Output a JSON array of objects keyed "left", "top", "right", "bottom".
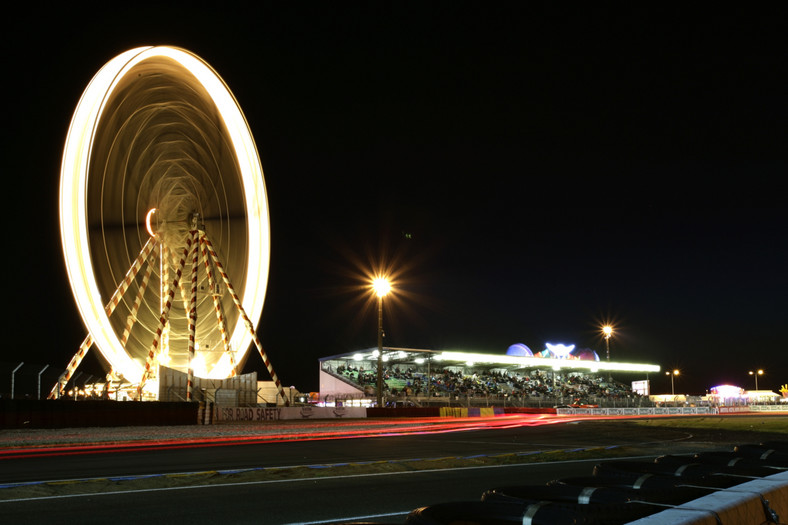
[{"left": 437, "top": 351, "right": 660, "bottom": 373}]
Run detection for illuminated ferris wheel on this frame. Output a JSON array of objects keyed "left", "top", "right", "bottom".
[{"left": 53, "top": 46, "right": 286, "bottom": 402}]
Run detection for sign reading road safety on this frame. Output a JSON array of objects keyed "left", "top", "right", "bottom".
[{"left": 215, "top": 406, "right": 367, "bottom": 421}]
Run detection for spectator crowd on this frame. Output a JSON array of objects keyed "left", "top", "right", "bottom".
[{"left": 330, "top": 363, "right": 639, "bottom": 403}]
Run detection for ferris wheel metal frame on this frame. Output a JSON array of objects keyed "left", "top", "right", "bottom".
[{"left": 52, "top": 46, "right": 287, "bottom": 403}]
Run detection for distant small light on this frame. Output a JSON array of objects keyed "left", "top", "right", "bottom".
[
  {"left": 353, "top": 353, "right": 363, "bottom": 361},
  {"left": 414, "top": 358, "right": 425, "bottom": 364}
]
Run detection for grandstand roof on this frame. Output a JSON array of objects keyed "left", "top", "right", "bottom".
[{"left": 320, "top": 347, "right": 661, "bottom": 374}]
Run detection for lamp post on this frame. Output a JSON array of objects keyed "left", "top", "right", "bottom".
[
  {"left": 602, "top": 325, "right": 613, "bottom": 381},
  {"left": 37, "top": 364, "right": 49, "bottom": 400},
  {"left": 11, "top": 362, "right": 24, "bottom": 400},
  {"left": 602, "top": 325, "right": 613, "bottom": 362},
  {"left": 372, "top": 276, "right": 391, "bottom": 408},
  {"left": 666, "top": 369, "right": 679, "bottom": 400},
  {"left": 749, "top": 369, "right": 764, "bottom": 391}
]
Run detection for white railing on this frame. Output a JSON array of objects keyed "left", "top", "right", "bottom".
[
  {"left": 748, "top": 404, "right": 788, "bottom": 412},
  {"left": 556, "top": 406, "right": 713, "bottom": 416}
]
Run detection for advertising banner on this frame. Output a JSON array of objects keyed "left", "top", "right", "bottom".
[{"left": 215, "top": 406, "right": 367, "bottom": 421}]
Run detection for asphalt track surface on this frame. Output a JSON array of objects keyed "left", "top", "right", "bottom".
[{"left": 0, "top": 414, "right": 783, "bottom": 524}]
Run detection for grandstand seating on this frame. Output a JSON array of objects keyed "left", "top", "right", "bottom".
[{"left": 329, "top": 363, "right": 644, "bottom": 407}]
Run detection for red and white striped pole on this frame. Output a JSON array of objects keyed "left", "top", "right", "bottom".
[
  {"left": 49, "top": 238, "right": 156, "bottom": 399},
  {"left": 137, "top": 235, "right": 191, "bottom": 399},
  {"left": 161, "top": 243, "right": 170, "bottom": 357},
  {"left": 186, "top": 230, "right": 199, "bottom": 401},
  {"left": 199, "top": 232, "right": 289, "bottom": 406},
  {"left": 105, "top": 237, "right": 157, "bottom": 317},
  {"left": 200, "top": 234, "right": 235, "bottom": 376},
  {"left": 48, "top": 334, "right": 92, "bottom": 399},
  {"left": 120, "top": 242, "right": 158, "bottom": 348}
]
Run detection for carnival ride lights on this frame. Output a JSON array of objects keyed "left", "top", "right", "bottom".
[
  {"left": 509, "top": 343, "right": 600, "bottom": 362},
  {"left": 55, "top": 46, "right": 286, "bottom": 402},
  {"left": 710, "top": 385, "right": 745, "bottom": 398},
  {"left": 506, "top": 344, "right": 534, "bottom": 357},
  {"left": 540, "top": 343, "right": 575, "bottom": 359}
]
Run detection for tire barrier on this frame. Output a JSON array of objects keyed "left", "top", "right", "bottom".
[
  {"left": 595, "top": 458, "right": 780, "bottom": 482},
  {"left": 735, "top": 444, "right": 788, "bottom": 466},
  {"left": 392, "top": 441, "right": 788, "bottom": 525},
  {"left": 406, "top": 500, "right": 657, "bottom": 525},
  {"left": 334, "top": 447, "right": 788, "bottom": 523},
  {"left": 483, "top": 484, "right": 632, "bottom": 505},
  {"left": 547, "top": 476, "right": 713, "bottom": 506}
]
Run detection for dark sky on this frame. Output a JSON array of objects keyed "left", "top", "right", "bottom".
[{"left": 5, "top": 3, "right": 786, "bottom": 396}]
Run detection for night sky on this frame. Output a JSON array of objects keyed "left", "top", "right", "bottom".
[{"left": 5, "top": 4, "right": 786, "bottom": 396}]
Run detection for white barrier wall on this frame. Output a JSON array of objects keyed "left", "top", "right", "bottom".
[
  {"left": 629, "top": 471, "right": 788, "bottom": 525},
  {"left": 215, "top": 406, "right": 367, "bottom": 421},
  {"left": 557, "top": 406, "right": 787, "bottom": 416},
  {"left": 556, "top": 407, "right": 714, "bottom": 416},
  {"left": 749, "top": 404, "right": 788, "bottom": 412}
]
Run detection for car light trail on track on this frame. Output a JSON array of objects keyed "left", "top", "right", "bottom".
[{"left": 0, "top": 414, "right": 595, "bottom": 460}]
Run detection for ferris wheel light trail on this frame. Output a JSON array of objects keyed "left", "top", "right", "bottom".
[
  {"left": 145, "top": 208, "right": 157, "bottom": 237},
  {"left": 60, "top": 46, "right": 270, "bottom": 385}
]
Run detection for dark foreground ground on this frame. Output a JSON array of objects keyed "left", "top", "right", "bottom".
[{"left": 0, "top": 414, "right": 786, "bottom": 524}]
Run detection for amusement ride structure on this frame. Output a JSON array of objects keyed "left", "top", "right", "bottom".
[{"left": 51, "top": 46, "right": 287, "bottom": 403}]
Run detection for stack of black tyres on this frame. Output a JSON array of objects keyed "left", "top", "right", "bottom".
[{"left": 403, "top": 441, "right": 788, "bottom": 525}]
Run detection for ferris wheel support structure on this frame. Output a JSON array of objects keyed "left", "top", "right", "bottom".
[
  {"left": 49, "top": 237, "right": 158, "bottom": 399},
  {"left": 199, "top": 231, "right": 287, "bottom": 403},
  {"left": 54, "top": 228, "right": 288, "bottom": 404}
]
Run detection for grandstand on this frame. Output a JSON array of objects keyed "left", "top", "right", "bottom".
[{"left": 318, "top": 347, "right": 661, "bottom": 408}]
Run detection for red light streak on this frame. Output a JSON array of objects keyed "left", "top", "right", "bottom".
[{"left": 0, "top": 414, "right": 642, "bottom": 460}]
